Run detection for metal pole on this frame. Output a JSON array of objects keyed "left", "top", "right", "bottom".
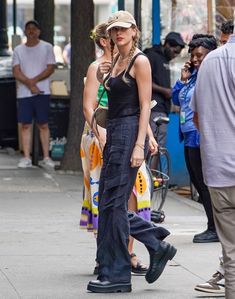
[
  {"left": 0, "top": 0, "right": 10, "bottom": 56},
  {"left": 32, "top": 123, "right": 40, "bottom": 166},
  {"left": 11, "top": 0, "right": 21, "bottom": 49},
  {"left": 152, "top": 0, "right": 161, "bottom": 45},
  {"left": 13, "top": 0, "right": 17, "bottom": 35},
  {"left": 118, "top": 0, "right": 125, "bottom": 10},
  {"left": 134, "top": 0, "right": 141, "bottom": 30}
]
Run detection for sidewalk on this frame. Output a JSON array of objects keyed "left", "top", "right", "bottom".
[{"left": 0, "top": 150, "right": 222, "bottom": 299}]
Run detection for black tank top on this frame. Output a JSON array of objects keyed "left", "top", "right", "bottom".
[{"left": 106, "top": 52, "right": 145, "bottom": 120}]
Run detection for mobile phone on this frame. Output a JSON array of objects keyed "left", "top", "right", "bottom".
[{"left": 188, "top": 62, "right": 194, "bottom": 73}]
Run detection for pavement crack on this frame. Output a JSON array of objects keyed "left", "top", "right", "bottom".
[
  {"left": 173, "top": 260, "right": 206, "bottom": 281},
  {"left": 42, "top": 171, "right": 60, "bottom": 188},
  {"left": 0, "top": 268, "right": 22, "bottom": 299}
]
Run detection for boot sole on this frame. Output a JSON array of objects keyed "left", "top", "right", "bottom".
[
  {"left": 87, "top": 282, "right": 132, "bottom": 293},
  {"left": 193, "top": 239, "right": 219, "bottom": 243},
  {"left": 194, "top": 286, "right": 225, "bottom": 294},
  {"left": 146, "top": 245, "right": 177, "bottom": 284}
]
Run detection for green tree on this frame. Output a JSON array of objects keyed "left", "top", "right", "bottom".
[{"left": 60, "top": 0, "right": 94, "bottom": 171}]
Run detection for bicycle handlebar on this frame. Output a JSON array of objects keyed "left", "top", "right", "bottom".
[{"left": 153, "top": 116, "right": 170, "bottom": 126}]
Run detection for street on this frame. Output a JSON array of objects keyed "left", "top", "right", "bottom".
[{"left": 0, "top": 150, "right": 222, "bottom": 299}]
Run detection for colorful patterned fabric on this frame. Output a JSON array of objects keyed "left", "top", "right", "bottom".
[
  {"left": 80, "top": 130, "right": 101, "bottom": 233},
  {"left": 80, "top": 127, "right": 151, "bottom": 234}
]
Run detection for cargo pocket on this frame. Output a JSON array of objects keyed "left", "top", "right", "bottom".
[{"left": 105, "top": 144, "right": 126, "bottom": 179}]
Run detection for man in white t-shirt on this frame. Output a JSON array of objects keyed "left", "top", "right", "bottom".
[{"left": 13, "top": 20, "right": 56, "bottom": 168}]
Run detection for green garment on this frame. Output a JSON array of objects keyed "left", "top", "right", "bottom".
[{"left": 97, "top": 84, "right": 108, "bottom": 107}]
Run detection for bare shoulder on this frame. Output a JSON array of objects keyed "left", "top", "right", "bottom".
[
  {"left": 131, "top": 51, "right": 151, "bottom": 79},
  {"left": 134, "top": 51, "right": 150, "bottom": 67},
  {"left": 89, "top": 60, "right": 99, "bottom": 70},
  {"left": 87, "top": 60, "right": 99, "bottom": 75}
]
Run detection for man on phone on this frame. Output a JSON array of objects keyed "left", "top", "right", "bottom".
[
  {"left": 13, "top": 20, "right": 55, "bottom": 168},
  {"left": 144, "top": 32, "right": 185, "bottom": 147}
]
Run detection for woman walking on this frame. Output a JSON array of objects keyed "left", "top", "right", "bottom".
[
  {"left": 80, "top": 22, "right": 153, "bottom": 275},
  {"left": 87, "top": 11, "right": 176, "bottom": 293}
]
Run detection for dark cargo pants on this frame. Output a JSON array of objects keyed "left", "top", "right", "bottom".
[{"left": 96, "top": 116, "right": 169, "bottom": 283}]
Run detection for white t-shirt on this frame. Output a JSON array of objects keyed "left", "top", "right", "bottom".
[{"left": 12, "top": 40, "right": 56, "bottom": 98}]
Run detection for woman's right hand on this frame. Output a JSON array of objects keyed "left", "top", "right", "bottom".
[
  {"left": 181, "top": 60, "right": 192, "bottom": 82},
  {"left": 98, "top": 61, "right": 112, "bottom": 75},
  {"left": 148, "top": 136, "right": 158, "bottom": 155}
]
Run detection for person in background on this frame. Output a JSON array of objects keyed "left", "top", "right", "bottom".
[
  {"left": 144, "top": 32, "right": 185, "bottom": 147},
  {"left": 62, "top": 38, "right": 71, "bottom": 66},
  {"left": 194, "top": 18, "right": 234, "bottom": 295},
  {"left": 12, "top": 20, "right": 55, "bottom": 169},
  {"left": 219, "top": 19, "right": 234, "bottom": 45},
  {"left": 190, "top": 26, "right": 235, "bottom": 299},
  {"left": 172, "top": 34, "right": 218, "bottom": 243},
  {"left": 87, "top": 10, "right": 176, "bottom": 294},
  {"left": 54, "top": 44, "right": 64, "bottom": 64},
  {"left": 80, "top": 22, "right": 157, "bottom": 277}
]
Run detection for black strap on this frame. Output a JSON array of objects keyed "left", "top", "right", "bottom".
[{"left": 127, "top": 52, "right": 145, "bottom": 73}]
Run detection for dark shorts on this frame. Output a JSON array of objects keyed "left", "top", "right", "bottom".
[{"left": 17, "top": 94, "right": 50, "bottom": 124}]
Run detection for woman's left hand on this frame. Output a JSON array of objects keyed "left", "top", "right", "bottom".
[{"left": 130, "top": 145, "right": 144, "bottom": 168}]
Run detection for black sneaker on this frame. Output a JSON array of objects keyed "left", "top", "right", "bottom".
[{"left": 193, "top": 230, "right": 219, "bottom": 243}]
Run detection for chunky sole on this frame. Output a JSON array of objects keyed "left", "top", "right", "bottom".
[
  {"left": 131, "top": 271, "right": 147, "bottom": 276},
  {"left": 193, "top": 239, "right": 219, "bottom": 243},
  {"left": 146, "top": 245, "right": 177, "bottom": 284},
  {"left": 194, "top": 286, "right": 225, "bottom": 294},
  {"left": 87, "top": 282, "right": 132, "bottom": 293}
]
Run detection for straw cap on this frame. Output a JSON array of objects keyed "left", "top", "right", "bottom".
[{"left": 107, "top": 10, "right": 136, "bottom": 31}]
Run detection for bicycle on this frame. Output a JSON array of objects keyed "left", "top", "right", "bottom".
[{"left": 146, "top": 116, "right": 170, "bottom": 222}]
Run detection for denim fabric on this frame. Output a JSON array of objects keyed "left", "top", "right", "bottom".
[{"left": 96, "top": 116, "right": 169, "bottom": 283}]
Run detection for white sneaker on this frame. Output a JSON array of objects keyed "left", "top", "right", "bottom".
[
  {"left": 18, "top": 158, "right": 32, "bottom": 169},
  {"left": 195, "top": 271, "right": 225, "bottom": 294},
  {"left": 40, "top": 157, "right": 55, "bottom": 168}
]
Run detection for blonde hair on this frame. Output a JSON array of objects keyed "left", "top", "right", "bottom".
[
  {"left": 90, "top": 23, "right": 108, "bottom": 50},
  {"left": 104, "top": 25, "right": 140, "bottom": 90}
]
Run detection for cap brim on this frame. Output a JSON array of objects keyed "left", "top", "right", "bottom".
[
  {"left": 177, "top": 40, "right": 186, "bottom": 47},
  {"left": 166, "top": 37, "right": 185, "bottom": 47},
  {"left": 107, "top": 22, "right": 132, "bottom": 31}
]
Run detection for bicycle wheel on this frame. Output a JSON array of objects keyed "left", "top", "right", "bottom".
[
  {"left": 148, "top": 148, "right": 170, "bottom": 211},
  {"left": 145, "top": 163, "right": 154, "bottom": 199}
]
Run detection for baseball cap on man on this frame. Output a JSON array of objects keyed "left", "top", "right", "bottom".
[
  {"left": 25, "top": 20, "right": 40, "bottom": 30},
  {"left": 165, "top": 32, "right": 185, "bottom": 47},
  {"left": 107, "top": 10, "right": 136, "bottom": 31}
]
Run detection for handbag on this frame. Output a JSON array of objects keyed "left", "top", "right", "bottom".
[{"left": 91, "top": 87, "right": 108, "bottom": 131}]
